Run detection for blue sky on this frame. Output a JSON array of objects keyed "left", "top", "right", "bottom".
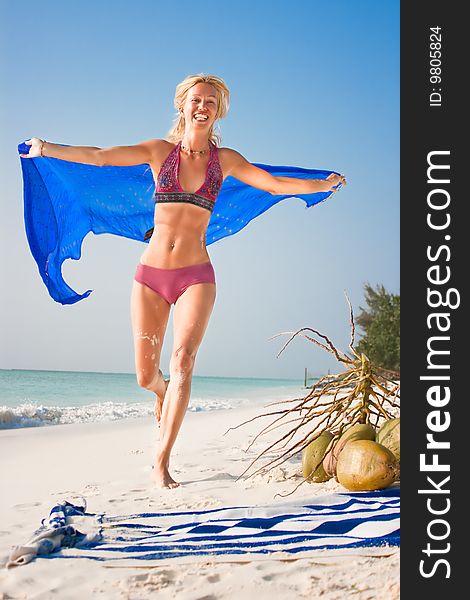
[{"left": 0, "top": 0, "right": 399, "bottom": 379}]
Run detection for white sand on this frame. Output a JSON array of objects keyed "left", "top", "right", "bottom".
[{"left": 0, "top": 403, "right": 399, "bottom": 599}]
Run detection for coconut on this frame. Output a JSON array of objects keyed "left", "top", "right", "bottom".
[
  {"left": 322, "top": 423, "right": 376, "bottom": 477},
  {"left": 302, "top": 431, "right": 334, "bottom": 482},
  {"left": 376, "top": 418, "right": 400, "bottom": 462},
  {"left": 336, "top": 439, "right": 398, "bottom": 491}
]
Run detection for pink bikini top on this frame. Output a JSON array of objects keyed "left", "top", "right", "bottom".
[{"left": 154, "top": 140, "right": 223, "bottom": 212}]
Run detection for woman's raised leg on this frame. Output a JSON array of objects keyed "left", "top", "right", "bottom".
[
  {"left": 130, "top": 280, "right": 171, "bottom": 423},
  {"left": 154, "top": 281, "right": 216, "bottom": 488}
]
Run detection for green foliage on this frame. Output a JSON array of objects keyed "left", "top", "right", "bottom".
[{"left": 355, "top": 283, "right": 400, "bottom": 373}]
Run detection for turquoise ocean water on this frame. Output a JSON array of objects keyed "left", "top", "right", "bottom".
[{"left": 0, "top": 370, "right": 311, "bottom": 429}]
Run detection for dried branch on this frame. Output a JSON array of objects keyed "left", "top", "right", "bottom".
[{"left": 232, "top": 294, "right": 400, "bottom": 491}]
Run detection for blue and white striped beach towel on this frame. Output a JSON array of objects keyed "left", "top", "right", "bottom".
[{"left": 8, "top": 489, "right": 399, "bottom": 567}]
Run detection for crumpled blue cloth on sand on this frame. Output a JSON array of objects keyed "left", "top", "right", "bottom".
[
  {"left": 6, "top": 498, "right": 101, "bottom": 568},
  {"left": 18, "top": 141, "right": 341, "bottom": 305}
]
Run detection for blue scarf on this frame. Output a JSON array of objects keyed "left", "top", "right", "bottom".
[{"left": 18, "top": 141, "right": 340, "bottom": 304}]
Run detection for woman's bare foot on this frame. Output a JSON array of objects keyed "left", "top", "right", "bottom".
[
  {"left": 152, "top": 457, "right": 180, "bottom": 489},
  {"left": 154, "top": 372, "right": 170, "bottom": 425}
]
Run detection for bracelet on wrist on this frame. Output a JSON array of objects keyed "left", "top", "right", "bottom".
[{"left": 40, "top": 139, "right": 47, "bottom": 157}]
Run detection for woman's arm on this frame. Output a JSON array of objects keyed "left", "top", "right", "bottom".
[
  {"left": 20, "top": 137, "right": 159, "bottom": 167},
  {"left": 222, "top": 148, "right": 346, "bottom": 194}
]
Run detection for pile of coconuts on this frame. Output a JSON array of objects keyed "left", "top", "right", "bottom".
[
  {"left": 231, "top": 309, "right": 400, "bottom": 490},
  {"left": 301, "top": 418, "right": 400, "bottom": 491}
]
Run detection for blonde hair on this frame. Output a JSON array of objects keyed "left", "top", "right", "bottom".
[{"left": 167, "top": 74, "right": 230, "bottom": 146}]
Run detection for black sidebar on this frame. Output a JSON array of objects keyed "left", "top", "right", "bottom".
[{"left": 401, "top": 1, "right": 465, "bottom": 596}]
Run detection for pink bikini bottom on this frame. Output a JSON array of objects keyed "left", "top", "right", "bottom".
[{"left": 134, "top": 261, "right": 216, "bottom": 305}]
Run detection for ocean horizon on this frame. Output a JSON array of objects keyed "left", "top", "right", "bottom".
[{"left": 0, "top": 369, "right": 318, "bottom": 430}]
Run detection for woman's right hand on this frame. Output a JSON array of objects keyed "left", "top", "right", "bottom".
[
  {"left": 326, "top": 173, "right": 347, "bottom": 191},
  {"left": 19, "top": 138, "right": 43, "bottom": 158}
]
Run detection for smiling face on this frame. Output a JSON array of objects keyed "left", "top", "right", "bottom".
[{"left": 181, "top": 82, "right": 219, "bottom": 131}]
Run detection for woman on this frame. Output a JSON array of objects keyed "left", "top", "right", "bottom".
[{"left": 21, "top": 74, "right": 346, "bottom": 488}]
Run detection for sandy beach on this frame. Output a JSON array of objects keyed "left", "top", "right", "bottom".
[{"left": 0, "top": 402, "right": 399, "bottom": 599}]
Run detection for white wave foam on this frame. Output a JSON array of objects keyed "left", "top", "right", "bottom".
[
  {"left": 0, "top": 396, "right": 258, "bottom": 430},
  {"left": 0, "top": 402, "right": 154, "bottom": 429}
]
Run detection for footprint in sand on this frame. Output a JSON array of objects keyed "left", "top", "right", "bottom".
[
  {"left": 13, "top": 502, "right": 41, "bottom": 510},
  {"left": 79, "top": 485, "right": 101, "bottom": 496},
  {"left": 126, "top": 569, "right": 177, "bottom": 592},
  {"left": 192, "top": 498, "right": 222, "bottom": 509},
  {"left": 262, "top": 573, "right": 278, "bottom": 582}
]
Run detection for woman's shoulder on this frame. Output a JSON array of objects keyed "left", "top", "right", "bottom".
[
  {"left": 217, "top": 147, "right": 248, "bottom": 180},
  {"left": 217, "top": 146, "right": 245, "bottom": 162},
  {"left": 217, "top": 146, "right": 247, "bottom": 169},
  {"left": 145, "top": 139, "right": 178, "bottom": 178},
  {"left": 148, "top": 139, "right": 178, "bottom": 166},
  {"left": 217, "top": 146, "right": 237, "bottom": 155},
  {"left": 152, "top": 138, "right": 177, "bottom": 155}
]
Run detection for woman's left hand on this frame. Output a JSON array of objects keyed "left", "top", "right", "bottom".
[{"left": 326, "top": 173, "right": 347, "bottom": 191}]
